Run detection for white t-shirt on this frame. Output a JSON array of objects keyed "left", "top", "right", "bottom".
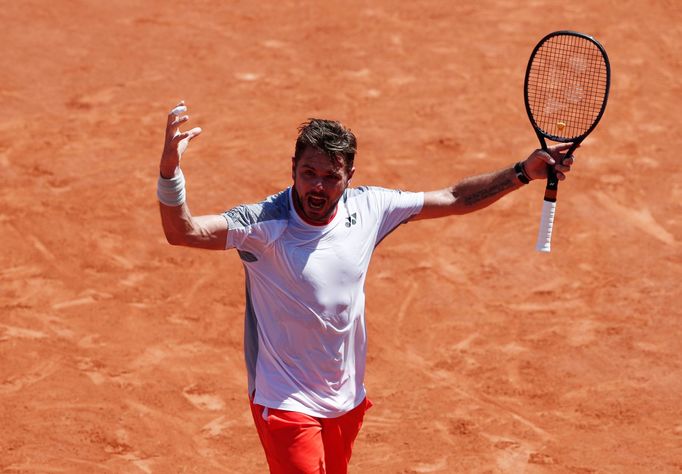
[{"left": 223, "top": 186, "right": 424, "bottom": 418}]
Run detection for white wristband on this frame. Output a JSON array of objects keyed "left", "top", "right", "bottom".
[{"left": 157, "top": 169, "right": 186, "bottom": 206}]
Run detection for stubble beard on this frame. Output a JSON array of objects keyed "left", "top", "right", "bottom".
[{"left": 292, "top": 185, "right": 341, "bottom": 224}]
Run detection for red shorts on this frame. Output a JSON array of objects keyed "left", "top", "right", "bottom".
[{"left": 249, "top": 396, "right": 372, "bottom": 474}]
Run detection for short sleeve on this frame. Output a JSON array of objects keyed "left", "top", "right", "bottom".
[
  {"left": 222, "top": 191, "right": 289, "bottom": 251},
  {"left": 366, "top": 187, "right": 424, "bottom": 244}
]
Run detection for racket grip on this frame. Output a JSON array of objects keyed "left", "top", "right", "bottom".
[{"left": 535, "top": 199, "right": 556, "bottom": 253}]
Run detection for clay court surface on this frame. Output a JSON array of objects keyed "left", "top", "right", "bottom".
[{"left": 2, "top": 1, "right": 681, "bottom": 472}]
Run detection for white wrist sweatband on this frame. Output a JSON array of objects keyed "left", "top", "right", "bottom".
[{"left": 157, "top": 169, "right": 186, "bottom": 206}]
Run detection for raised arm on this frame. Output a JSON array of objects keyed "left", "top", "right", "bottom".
[
  {"left": 412, "top": 143, "right": 575, "bottom": 221},
  {"left": 157, "top": 101, "right": 228, "bottom": 250}
]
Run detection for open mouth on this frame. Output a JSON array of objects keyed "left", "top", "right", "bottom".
[{"left": 307, "top": 194, "right": 327, "bottom": 211}]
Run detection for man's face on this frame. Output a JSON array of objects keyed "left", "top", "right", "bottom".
[{"left": 292, "top": 147, "right": 354, "bottom": 224}]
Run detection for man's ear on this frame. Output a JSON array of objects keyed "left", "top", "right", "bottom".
[
  {"left": 347, "top": 166, "right": 355, "bottom": 183},
  {"left": 291, "top": 156, "right": 296, "bottom": 180}
]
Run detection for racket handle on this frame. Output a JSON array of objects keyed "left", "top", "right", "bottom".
[{"left": 535, "top": 199, "right": 556, "bottom": 253}]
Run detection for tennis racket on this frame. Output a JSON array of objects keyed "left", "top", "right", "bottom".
[{"left": 524, "top": 30, "right": 611, "bottom": 252}]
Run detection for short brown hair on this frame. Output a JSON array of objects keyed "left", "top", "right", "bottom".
[{"left": 294, "top": 119, "right": 356, "bottom": 172}]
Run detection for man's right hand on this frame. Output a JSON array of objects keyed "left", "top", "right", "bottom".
[{"left": 160, "top": 100, "right": 202, "bottom": 178}]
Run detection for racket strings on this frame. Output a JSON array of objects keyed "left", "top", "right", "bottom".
[{"left": 526, "top": 34, "right": 608, "bottom": 140}]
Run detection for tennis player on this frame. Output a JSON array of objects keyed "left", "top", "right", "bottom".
[{"left": 157, "top": 101, "right": 574, "bottom": 473}]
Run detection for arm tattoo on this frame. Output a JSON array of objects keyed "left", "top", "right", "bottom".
[{"left": 462, "top": 177, "right": 516, "bottom": 206}]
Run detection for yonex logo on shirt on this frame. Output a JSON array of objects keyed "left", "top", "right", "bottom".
[{"left": 345, "top": 213, "right": 357, "bottom": 227}]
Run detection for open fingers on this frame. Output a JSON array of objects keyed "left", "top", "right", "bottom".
[
  {"left": 170, "top": 115, "right": 190, "bottom": 128},
  {"left": 173, "top": 126, "right": 203, "bottom": 143}
]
